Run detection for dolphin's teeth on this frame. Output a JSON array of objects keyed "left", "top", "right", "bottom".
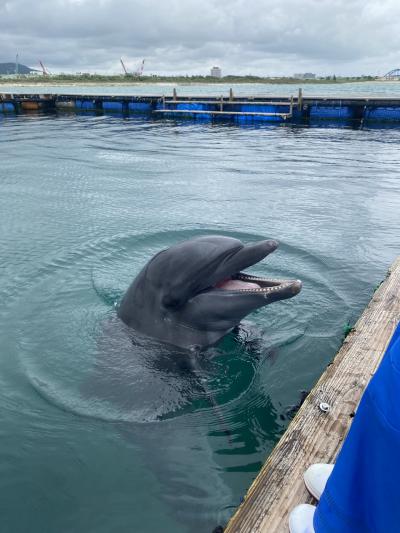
[
  {"left": 235, "top": 282, "right": 292, "bottom": 294},
  {"left": 236, "top": 285, "right": 291, "bottom": 293},
  {"left": 236, "top": 273, "right": 286, "bottom": 284}
]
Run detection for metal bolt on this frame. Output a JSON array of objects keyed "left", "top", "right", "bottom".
[{"left": 319, "top": 402, "right": 331, "bottom": 413}]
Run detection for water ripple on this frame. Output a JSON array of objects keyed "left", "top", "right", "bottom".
[{"left": 1, "top": 112, "right": 399, "bottom": 533}]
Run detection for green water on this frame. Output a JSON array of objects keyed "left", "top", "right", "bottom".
[{"left": 1, "top": 111, "right": 399, "bottom": 532}]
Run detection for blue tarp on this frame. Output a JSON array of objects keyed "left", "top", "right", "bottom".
[{"left": 314, "top": 322, "right": 400, "bottom": 533}]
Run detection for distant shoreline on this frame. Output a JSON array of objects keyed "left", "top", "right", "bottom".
[{"left": 0, "top": 75, "right": 388, "bottom": 87}]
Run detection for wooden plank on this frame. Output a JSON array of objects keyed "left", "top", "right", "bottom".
[
  {"left": 154, "top": 109, "right": 291, "bottom": 118},
  {"left": 225, "top": 256, "right": 400, "bottom": 533},
  {"left": 163, "top": 100, "right": 294, "bottom": 106}
]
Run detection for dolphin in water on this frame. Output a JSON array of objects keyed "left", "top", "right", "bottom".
[
  {"left": 83, "top": 236, "right": 302, "bottom": 529},
  {"left": 118, "top": 235, "right": 302, "bottom": 349}
]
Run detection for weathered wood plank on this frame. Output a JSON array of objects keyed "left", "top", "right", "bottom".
[
  {"left": 225, "top": 257, "right": 400, "bottom": 533},
  {"left": 154, "top": 109, "right": 291, "bottom": 118},
  {"left": 163, "top": 100, "right": 294, "bottom": 105}
]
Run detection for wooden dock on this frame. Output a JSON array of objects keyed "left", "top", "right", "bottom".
[{"left": 225, "top": 256, "right": 400, "bottom": 533}]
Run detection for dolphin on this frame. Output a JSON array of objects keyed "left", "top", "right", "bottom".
[
  {"left": 117, "top": 235, "right": 302, "bottom": 349},
  {"left": 82, "top": 235, "right": 301, "bottom": 529}
]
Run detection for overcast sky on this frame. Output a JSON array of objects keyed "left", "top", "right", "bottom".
[{"left": 1, "top": 0, "right": 399, "bottom": 76}]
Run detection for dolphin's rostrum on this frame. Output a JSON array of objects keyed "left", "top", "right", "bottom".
[{"left": 118, "top": 235, "right": 302, "bottom": 349}]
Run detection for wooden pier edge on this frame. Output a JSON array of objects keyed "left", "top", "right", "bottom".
[{"left": 225, "top": 256, "right": 400, "bottom": 533}]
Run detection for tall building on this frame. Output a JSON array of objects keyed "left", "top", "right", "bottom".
[{"left": 210, "top": 66, "right": 222, "bottom": 78}]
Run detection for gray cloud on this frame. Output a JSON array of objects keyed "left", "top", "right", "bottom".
[{"left": 1, "top": 0, "right": 399, "bottom": 76}]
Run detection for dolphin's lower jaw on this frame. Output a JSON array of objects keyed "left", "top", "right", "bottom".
[{"left": 117, "top": 236, "right": 302, "bottom": 349}]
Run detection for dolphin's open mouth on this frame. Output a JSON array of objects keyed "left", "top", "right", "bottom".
[
  {"left": 215, "top": 273, "right": 301, "bottom": 295},
  {"left": 202, "top": 238, "right": 302, "bottom": 298}
]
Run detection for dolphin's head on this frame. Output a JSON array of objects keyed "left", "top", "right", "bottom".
[{"left": 118, "top": 236, "right": 301, "bottom": 349}]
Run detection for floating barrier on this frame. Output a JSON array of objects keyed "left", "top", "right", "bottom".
[
  {"left": 102, "top": 101, "right": 124, "bottom": 112},
  {"left": 155, "top": 93, "right": 294, "bottom": 122},
  {"left": 128, "top": 101, "right": 152, "bottom": 112},
  {"left": 176, "top": 103, "right": 207, "bottom": 111},
  {"left": 75, "top": 99, "right": 97, "bottom": 111},
  {"left": 310, "top": 104, "right": 353, "bottom": 119},
  {"left": 0, "top": 102, "right": 15, "bottom": 112},
  {"left": 20, "top": 100, "right": 41, "bottom": 111},
  {"left": 55, "top": 100, "right": 75, "bottom": 109},
  {"left": 239, "top": 104, "right": 286, "bottom": 122},
  {"left": 1, "top": 90, "right": 400, "bottom": 127},
  {"left": 365, "top": 106, "right": 400, "bottom": 121}
]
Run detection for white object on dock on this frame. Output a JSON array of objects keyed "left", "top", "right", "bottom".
[
  {"left": 288, "top": 504, "right": 316, "bottom": 533},
  {"left": 304, "top": 463, "right": 334, "bottom": 500}
]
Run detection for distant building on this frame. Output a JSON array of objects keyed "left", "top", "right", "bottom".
[
  {"left": 294, "top": 72, "right": 316, "bottom": 79},
  {"left": 210, "top": 66, "right": 222, "bottom": 78}
]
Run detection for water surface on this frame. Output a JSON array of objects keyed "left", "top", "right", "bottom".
[
  {"left": 2, "top": 80, "right": 400, "bottom": 98},
  {"left": 1, "top": 112, "right": 399, "bottom": 532}
]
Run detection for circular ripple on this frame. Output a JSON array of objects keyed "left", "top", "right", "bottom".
[{"left": 8, "top": 229, "right": 348, "bottom": 430}]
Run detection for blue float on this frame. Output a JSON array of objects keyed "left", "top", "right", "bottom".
[
  {"left": 128, "top": 102, "right": 152, "bottom": 112},
  {"left": 176, "top": 103, "right": 207, "bottom": 111},
  {"left": 310, "top": 105, "right": 353, "bottom": 119},
  {"left": 233, "top": 104, "right": 287, "bottom": 122},
  {"left": 0, "top": 102, "right": 15, "bottom": 112},
  {"left": 102, "top": 101, "right": 123, "bottom": 112},
  {"left": 193, "top": 113, "right": 212, "bottom": 121},
  {"left": 75, "top": 99, "right": 96, "bottom": 111},
  {"left": 365, "top": 106, "right": 400, "bottom": 121},
  {"left": 236, "top": 114, "right": 282, "bottom": 123}
]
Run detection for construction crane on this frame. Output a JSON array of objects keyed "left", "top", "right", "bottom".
[
  {"left": 39, "top": 60, "right": 50, "bottom": 76},
  {"left": 120, "top": 58, "right": 145, "bottom": 77},
  {"left": 120, "top": 58, "right": 129, "bottom": 76},
  {"left": 135, "top": 59, "right": 145, "bottom": 77}
]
